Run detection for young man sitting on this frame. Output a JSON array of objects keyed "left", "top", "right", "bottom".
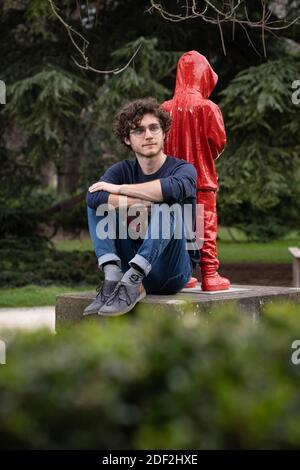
[{"left": 84, "top": 97, "right": 198, "bottom": 316}]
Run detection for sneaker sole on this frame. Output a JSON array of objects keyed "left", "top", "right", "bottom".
[
  {"left": 83, "top": 307, "right": 100, "bottom": 316},
  {"left": 98, "top": 291, "right": 146, "bottom": 316},
  {"left": 83, "top": 281, "right": 119, "bottom": 316}
]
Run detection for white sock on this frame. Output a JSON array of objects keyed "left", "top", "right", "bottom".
[
  {"left": 103, "top": 263, "right": 123, "bottom": 282},
  {"left": 122, "top": 266, "right": 144, "bottom": 286}
]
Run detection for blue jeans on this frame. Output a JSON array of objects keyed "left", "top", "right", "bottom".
[{"left": 87, "top": 204, "right": 192, "bottom": 295}]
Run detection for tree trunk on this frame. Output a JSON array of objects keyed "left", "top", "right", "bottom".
[{"left": 57, "top": 150, "right": 81, "bottom": 194}]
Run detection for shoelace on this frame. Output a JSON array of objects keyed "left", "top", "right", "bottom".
[
  {"left": 105, "top": 283, "right": 131, "bottom": 307},
  {"left": 96, "top": 283, "right": 112, "bottom": 303}
]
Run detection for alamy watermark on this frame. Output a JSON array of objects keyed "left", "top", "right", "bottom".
[
  {"left": 291, "top": 80, "right": 300, "bottom": 105},
  {"left": 291, "top": 340, "right": 300, "bottom": 365},
  {"left": 0, "top": 339, "right": 6, "bottom": 365},
  {"left": 95, "top": 201, "right": 204, "bottom": 250},
  {"left": 0, "top": 80, "right": 6, "bottom": 105}
]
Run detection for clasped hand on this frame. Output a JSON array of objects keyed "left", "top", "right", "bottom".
[{"left": 88, "top": 181, "right": 121, "bottom": 194}]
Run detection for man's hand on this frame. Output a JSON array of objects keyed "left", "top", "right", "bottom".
[
  {"left": 88, "top": 181, "right": 121, "bottom": 194},
  {"left": 89, "top": 179, "right": 163, "bottom": 202}
]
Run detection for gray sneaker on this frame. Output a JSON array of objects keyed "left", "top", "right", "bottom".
[
  {"left": 83, "top": 280, "right": 119, "bottom": 316},
  {"left": 98, "top": 281, "right": 146, "bottom": 316}
]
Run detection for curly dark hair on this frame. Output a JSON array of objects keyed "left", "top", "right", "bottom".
[{"left": 112, "top": 97, "right": 172, "bottom": 145}]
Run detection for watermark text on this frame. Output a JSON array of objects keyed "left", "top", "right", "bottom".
[
  {"left": 291, "top": 340, "right": 300, "bottom": 365},
  {"left": 291, "top": 80, "right": 300, "bottom": 105},
  {"left": 0, "top": 339, "right": 6, "bottom": 365},
  {"left": 95, "top": 201, "right": 204, "bottom": 251},
  {"left": 0, "top": 80, "right": 6, "bottom": 105}
]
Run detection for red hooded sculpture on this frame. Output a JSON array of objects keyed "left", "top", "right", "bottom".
[{"left": 162, "top": 50, "right": 230, "bottom": 291}]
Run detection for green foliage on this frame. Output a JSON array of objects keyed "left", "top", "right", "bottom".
[
  {"left": 5, "top": 67, "right": 90, "bottom": 168},
  {"left": 218, "top": 54, "right": 300, "bottom": 240},
  {"left": 0, "top": 146, "right": 37, "bottom": 197},
  {"left": 0, "top": 236, "right": 100, "bottom": 288},
  {"left": 0, "top": 192, "right": 55, "bottom": 238},
  {"left": 1, "top": 302, "right": 300, "bottom": 449},
  {"left": 0, "top": 182, "right": 87, "bottom": 248},
  {"left": 23, "top": 0, "right": 54, "bottom": 37},
  {"left": 217, "top": 234, "right": 300, "bottom": 263},
  {"left": 1, "top": 64, "right": 91, "bottom": 239},
  {"left": 1, "top": 0, "right": 300, "bottom": 241},
  {"left": 3, "top": 0, "right": 71, "bottom": 38},
  {"left": 89, "top": 37, "right": 180, "bottom": 167},
  {"left": 0, "top": 284, "right": 95, "bottom": 308},
  {"left": 1, "top": 5, "right": 179, "bottom": 236},
  {"left": 54, "top": 201, "right": 87, "bottom": 234},
  {"left": 97, "top": 37, "right": 180, "bottom": 110}
]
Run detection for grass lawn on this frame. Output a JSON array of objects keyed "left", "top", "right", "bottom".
[
  {"left": 53, "top": 237, "right": 93, "bottom": 252},
  {"left": 53, "top": 230, "right": 300, "bottom": 264},
  {"left": 0, "top": 284, "right": 95, "bottom": 308},
  {"left": 3, "top": 229, "right": 297, "bottom": 308},
  {"left": 217, "top": 238, "right": 300, "bottom": 263},
  {"left": 217, "top": 228, "right": 300, "bottom": 263}
]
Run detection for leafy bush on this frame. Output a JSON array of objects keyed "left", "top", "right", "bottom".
[
  {"left": 0, "top": 236, "right": 100, "bottom": 287},
  {"left": 0, "top": 193, "right": 55, "bottom": 239},
  {"left": 1, "top": 303, "right": 300, "bottom": 449}
]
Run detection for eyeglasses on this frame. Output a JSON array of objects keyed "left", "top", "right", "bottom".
[{"left": 130, "top": 124, "right": 162, "bottom": 138}]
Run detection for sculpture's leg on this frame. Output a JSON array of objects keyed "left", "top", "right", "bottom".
[{"left": 197, "top": 190, "right": 230, "bottom": 291}]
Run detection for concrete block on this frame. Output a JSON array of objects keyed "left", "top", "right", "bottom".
[{"left": 55, "top": 284, "right": 300, "bottom": 330}]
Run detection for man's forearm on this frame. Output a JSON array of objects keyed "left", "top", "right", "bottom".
[
  {"left": 119, "top": 180, "right": 163, "bottom": 202},
  {"left": 108, "top": 194, "right": 152, "bottom": 209}
]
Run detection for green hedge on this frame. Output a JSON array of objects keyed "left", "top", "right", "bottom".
[
  {"left": 1, "top": 303, "right": 300, "bottom": 449},
  {"left": 0, "top": 237, "right": 100, "bottom": 287}
]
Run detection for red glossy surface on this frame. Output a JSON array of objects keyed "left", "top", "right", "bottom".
[
  {"left": 163, "top": 50, "right": 226, "bottom": 191},
  {"left": 197, "top": 188, "right": 230, "bottom": 290},
  {"left": 184, "top": 277, "right": 198, "bottom": 288},
  {"left": 163, "top": 51, "right": 230, "bottom": 290},
  {"left": 201, "top": 273, "right": 231, "bottom": 291}
]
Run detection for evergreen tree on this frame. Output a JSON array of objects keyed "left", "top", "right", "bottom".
[
  {"left": 1, "top": 0, "right": 299, "bottom": 242},
  {"left": 218, "top": 53, "right": 300, "bottom": 240}
]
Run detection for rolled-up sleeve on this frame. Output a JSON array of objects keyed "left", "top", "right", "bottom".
[{"left": 160, "top": 163, "right": 197, "bottom": 203}]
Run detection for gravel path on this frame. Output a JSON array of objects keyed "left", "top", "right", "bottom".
[{"left": 0, "top": 306, "right": 55, "bottom": 332}]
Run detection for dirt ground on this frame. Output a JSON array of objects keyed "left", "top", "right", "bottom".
[{"left": 194, "top": 263, "right": 293, "bottom": 287}]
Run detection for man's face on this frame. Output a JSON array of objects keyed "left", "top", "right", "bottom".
[{"left": 124, "top": 113, "right": 165, "bottom": 158}]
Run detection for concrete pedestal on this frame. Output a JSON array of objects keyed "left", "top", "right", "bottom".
[{"left": 56, "top": 284, "right": 300, "bottom": 329}]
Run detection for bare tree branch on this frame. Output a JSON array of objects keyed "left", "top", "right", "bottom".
[
  {"left": 148, "top": 0, "right": 300, "bottom": 56},
  {"left": 48, "top": 0, "right": 142, "bottom": 74},
  {"left": 217, "top": 14, "right": 227, "bottom": 55}
]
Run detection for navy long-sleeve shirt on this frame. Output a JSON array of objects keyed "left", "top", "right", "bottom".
[
  {"left": 86, "top": 156, "right": 197, "bottom": 209},
  {"left": 87, "top": 156, "right": 199, "bottom": 267}
]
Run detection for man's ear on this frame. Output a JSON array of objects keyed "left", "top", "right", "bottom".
[{"left": 124, "top": 137, "right": 130, "bottom": 146}]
